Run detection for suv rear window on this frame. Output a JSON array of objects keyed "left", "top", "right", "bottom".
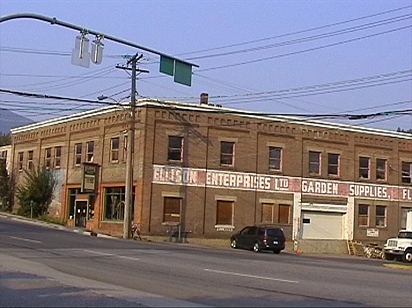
[{"left": 266, "top": 228, "right": 284, "bottom": 237}]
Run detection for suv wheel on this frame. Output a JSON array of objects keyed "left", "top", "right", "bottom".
[
  {"left": 384, "top": 253, "right": 395, "bottom": 261},
  {"left": 273, "top": 250, "right": 281, "bottom": 254},
  {"left": 253, "top": 242, "right": 260, "bottom": 253},
  {"left": 231, "top": 239, "right": 237, "bottom": 249},
  {"left": 402, "top": 249, "right": 412, "bottom": 263}
]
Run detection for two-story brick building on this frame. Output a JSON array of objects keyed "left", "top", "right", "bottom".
[{"left": 9, "top": 98, "right": 412, "bottom": 251}]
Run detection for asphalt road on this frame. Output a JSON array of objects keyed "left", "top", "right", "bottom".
[{"left": 0, "top": 216, "right": 411, "bottom": 307}]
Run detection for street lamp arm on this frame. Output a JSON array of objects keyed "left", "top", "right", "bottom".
[{"left": 0, "top": 13, "right": 199, "bottom": 68}]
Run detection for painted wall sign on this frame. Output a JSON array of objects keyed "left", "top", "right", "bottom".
[{"left": 152, "top": 165, "right": 412, "bottom": 202}]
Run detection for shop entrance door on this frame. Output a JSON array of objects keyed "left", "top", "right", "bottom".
[{"left": 74, "top": 200, "right": 88, "bottom": 228}]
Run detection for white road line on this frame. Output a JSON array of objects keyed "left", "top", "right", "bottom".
[
  {"left": 9, "top": 236, "right": 41, "bottom": 244},
  {"left": 83, "top": 249, "right": 140, "bottom": 261},
  {"left": 204, "top": 269, "right": 299, "bottom": 284}
]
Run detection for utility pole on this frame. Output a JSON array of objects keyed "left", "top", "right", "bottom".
[{"left": 118, "top": 53, "right": 148, "bottom": 239}]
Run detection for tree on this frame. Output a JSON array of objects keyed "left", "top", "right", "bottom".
[
  {"left": 0, "top": 133, "right": 11, "bottom": 146},
  {"left": 397, "top": 127, "right": 412, "bottom": 134},
  {"left": 0, "top": 159, "right": 13, "bottom": 212},
  {"left": 16, "top": 166, "right": 57, "bottom": 218}
]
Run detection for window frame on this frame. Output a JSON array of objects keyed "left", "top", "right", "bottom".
[
  {"left": 110, "top": 137, "right": 120, "bottom": 163},
  {"left": 216, "top": 200, "right": 234, "bottom": 225},
  {"left": 44, "top": 147, "right": 52, "bottom": 169},
  {"left": 163, "top": 197, "right": 182, "bottom": 223},
  {"left": 220, "top": 141, "right": 235, "bottom": 166},
  {"left": 268, "top": 146, "right": 282, "bottom": 171},
  {"left": 359, "top": 156, "right": 370, "bottom": 179},
  {"left": 376, "top": 158, "right": 387, "bottom": 181},
  {"left": 167, "top": 136, "right": 184, "bottom": 162},
  {"left": 27, "top": 150, "right": 34, "bottom": 171},
  {"left": 86, "top": 141, "right": 94, "bottom": 163},
  {"left": 54, "top": 146, "right": 62, "bottom": 168},
  {"left": 309, "top": 151, "right": 321, "bottom": 175},
  {"left": 358, "top": 204, "right": 369, "bottom": 227},
  {"left": 74, "top": 143, "right": 82, "bottom": 166},
  {"left": 375, "top": 205, "right": 387, "bottom": 228},
  {"left": 328, "top": 153, "right": 340, "bottom": 176},
  {"left": 401, "top": 161, "right": 411, "bottom": 184}
]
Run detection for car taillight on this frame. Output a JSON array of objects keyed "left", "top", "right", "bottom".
[{"left": 263, "top": 235, "right": 268, "bottom": 242}]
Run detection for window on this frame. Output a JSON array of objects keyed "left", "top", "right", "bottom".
[
  {"left": 401, "top": 208, "right": 412, "bottom": 229},
  {"left": 402, "top": 161, "right": 411, "bottom": 183},
  {"left": 86, "top": 141, "right": 94, "bottom": 162},
  {"left": 163, "top": 197, "right": 181, "bottom": 223},
  {"left": 45, "top": 148, "right": 52, "bottom": 169},
  {"left": 220, "top": 141, "right": 235, "bottom": 166},
  {"left": 269, "top": 147, "right": 282, "bottom": 171},
  {"left": 261, "top": 203, "right": 290, "bottom": 224},
  {"left": 328, "top": 153, "right": 340, "bottom": 176},
  {"left": 358, "top": 204, "right": 369, "bottom": 227},
  {"left": 309, "top": 151, "right": 321, "bottom": 174},
  {"left": 376, "top": 159, "right": 386, "bottom": 180},
  {"left": 74, "top": 143, "right": 82, "bottom": 166},
  {"left": 27, "top": 150, "right": 34, "bottom": 171},
  {"left": 104, "top": 186, "right": 134, "bottom": 221},
  {"left": 216, "top": 200, "right": 233, "bottom": 225},
  {"left": 18, "top": 152, "right": 23, "bottom": 171},
  {"left": 54, "top": 146, "right": 62, "bottom": 168},
  {"left": 278, "top": 204, "right": 290, "bottom": 224},
  {"left": 168, "top": 136, "right": 183, "bottom": 161},
  {"left": 359, "top": 157, "right": 370, "bottom": 179},
  {"left": 110, "top": 137, "right": 119, "bottom": 162},
  {"left": 0, "top": 150, "right": 7, "bottom": 161},
  {"left": 123, "top": 135, "right": 128, "bottom": 161},
  {"left": 376, "top": 205, "right": 386, "bottom": 227}
]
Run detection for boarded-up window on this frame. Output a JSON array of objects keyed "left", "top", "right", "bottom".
[
  {"left": 216, "top": 200, "right": 233, "bottom": 225},
  {"left": 358, "top": 204, "right": 369, "bottom": 227},
  {"left": 163, "top": 197, "right": 181, "bottom": 223},
  {"left": 278, "top": 204, "right": 290, "bottom": 224},
  {"left": 262, "top": 203, "right": 274, "bottom": 223}
]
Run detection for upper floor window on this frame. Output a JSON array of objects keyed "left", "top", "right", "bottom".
[
  {"left": 269, "top": 147, "right": 282, "bottom": 171},
  {"left": 309, "top": 151, "right": 321, "bottom": 174},
  {"left": 18, "top": 152, "right": 23, "bottom": 171},
  {"left": 54, "top": 146, "right": 62, "bottom": 168},
  {"left": 123, "top": 135, "right": 128, "bottom": 161},
  {"left": 44, "top": 148, "right": 52, "bottom": 169},
  {"left": 220, "top": 141, "right": 235, "bottom": 166},
  {"left": 358, "top": 204, "right": 369, "bottom": 227},
  {"left": 375, "top": 205, "right": 387, "bottom": 227},
  {"left": 402, "top": 161, "right": 411, "bottom": 183},
  {"left": 86, "top": 141, "right": 94, "bottom": 162},
  {"left": 376, "top": 158, "right": 387, "bottom": 180},
  {"left": 27, "top": 150, "right": 34, "bottom": 171},
  {"left": 74, "top": 143, "right": 83, "bottom": 166},
  {"left": 168, "top": 136, "right": 183, "bottom": 161},
  {"left": 359, "top": 156, "right": 370, "bottom": 179},
  {"left": 110, "top": 137, "right": 119, "bottom": 162},
  {"left": 328, "top": 153, "right": 340, "bottom": 176}
]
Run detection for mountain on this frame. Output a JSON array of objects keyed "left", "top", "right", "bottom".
[{"left": 0, "top": 108, "right": 34, "bottom": 133}]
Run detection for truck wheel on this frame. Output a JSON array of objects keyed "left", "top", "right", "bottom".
[
  {"left": 402, "top": 249, "right": 412, "bottom": 263},
  {"left": 384, "top": 253, "right": 395, "bottom": 261}
]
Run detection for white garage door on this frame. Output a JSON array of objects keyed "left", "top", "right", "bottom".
[{"left": 301, "top": 211, "right": 343, "bottom": 239}]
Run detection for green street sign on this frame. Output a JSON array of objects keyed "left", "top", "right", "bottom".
[{"left": 160, "top": 55, "right": 192, "bottom": 86}]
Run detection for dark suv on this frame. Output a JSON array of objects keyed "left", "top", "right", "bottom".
[{"left": 230, "top": 225, "right": 286, "bottom": 254}]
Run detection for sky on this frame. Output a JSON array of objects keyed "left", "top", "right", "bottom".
[{"left": 0, "top": 0, "right": 411, "bottom": 132}]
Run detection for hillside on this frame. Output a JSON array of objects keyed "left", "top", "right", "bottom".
[{"left": 0, "top": 108, "right": 33, "bottom": 133}]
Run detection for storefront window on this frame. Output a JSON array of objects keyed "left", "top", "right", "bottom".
[{"left": 104, "top": 186, "right": 135, "bottom": 221}]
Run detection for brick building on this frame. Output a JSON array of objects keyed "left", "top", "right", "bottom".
[{"left": 9, "top": 98, "right": 412, "bottom": 249}]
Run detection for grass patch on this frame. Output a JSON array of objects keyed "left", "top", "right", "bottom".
[
  {"left": 37, "top": 214, "right": 66, "bottom": 226},
  {"left": 383, "top": 263, "right": 412, "bottom": 270}
]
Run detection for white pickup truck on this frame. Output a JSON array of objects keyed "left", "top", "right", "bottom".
[{"left": 383, "top": 230, "right": 412, "bottom": 262}]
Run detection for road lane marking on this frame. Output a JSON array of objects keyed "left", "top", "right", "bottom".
[
  {"left": 83, "top": 249, "right": 139, "bottom": 261},
  {"left": 204, "top": 269, "right": 299, "bottom": 284},
  {"left": 9, "top": 236, "right": 41, "bottom": 244}
]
